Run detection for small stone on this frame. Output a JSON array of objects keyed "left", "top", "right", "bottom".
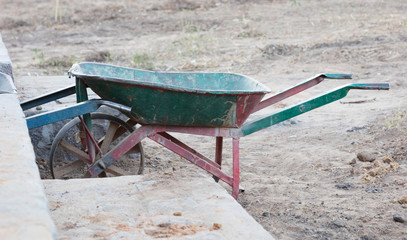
[
  {"left": 262, "top": 211, "right": 269, "bottom": 217},
  {"left": 173, "top": 212, "right": 182, "bottom": 216},
  {"left": 398, "top": 196, "right": 407, "bottom": 205},
  {"left": 360, "top": 235, "right": 375, "bottom": 240},
  {"left": 158, "top": 223, "right": 171, "bottom": 228},
  {"left": 347, "top": 126, "right": 367, "bottom": 132},
  {"left": 357, "top": 152, "right": 376, "bottom": 162},
  {"left": 335, "top": 182, "right": 354, "bottom": 190},
  {"left": 366, "top": 186, "right": 380, "bottom": 193},
  {"left": 361, "top": 216, "right": 371, "bottom": 223},
  {"left": 212, "top": 223, "right": 222, "bottom": 230},
  {"left": 331, "top": 220, "right": 346, "bottom": 228},
  {"left": 393, "top": 213, "right": 405, "bottom": 223},
  {"left": 382, "top": 155, "right": 393, "bottom": 164}
]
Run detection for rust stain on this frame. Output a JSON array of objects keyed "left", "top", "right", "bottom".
[
  {"left": 144, "top": 223, "right": 211, "bottom": 238},
  {"left": 95, "top": 224, "right": 143, "bottom": 238},
  {"left": 0, "top": 178, "right": 8, "bottom": 184},
  {"left": 211, "top": 223, "right": 222, "bottom": 231}
]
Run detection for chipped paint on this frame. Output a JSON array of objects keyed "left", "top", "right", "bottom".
[
  {"left": 242, "top": 95, "right": 249, "bottom": 113},
  {"left": 210, "top": 101, "right": 236, "bottom": 127}
]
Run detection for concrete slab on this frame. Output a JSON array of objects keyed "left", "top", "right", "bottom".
[
  {"left": 0, "top": 93, "right": 57, "bottom": 239},
  {"left": 44, "top": 175, "right": 274, "bottom": 240}
]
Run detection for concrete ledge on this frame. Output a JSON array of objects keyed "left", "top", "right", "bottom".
[
  {"left": 44, "top": 175, "right": 274, "bottom": 240},
  {"left": 0, "top": 34, "right": 56, "bottom": 239},
  {"left": 0, "top": 93, "right": 57, "bottom": 239}
]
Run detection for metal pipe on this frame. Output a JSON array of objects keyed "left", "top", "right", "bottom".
[{"left": 252, "top": 73, "right": 352, "bottom": 113}]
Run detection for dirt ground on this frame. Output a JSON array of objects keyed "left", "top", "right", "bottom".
[{"left": 2, "top": 0, "right": 407, "bottom": 239}]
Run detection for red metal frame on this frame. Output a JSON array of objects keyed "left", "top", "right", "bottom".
[
  {"left": 78, "top": 116, "right": 97, "bottom": 163},
  {"left": 213, "top": 137, "right": 223, "bottom": 183},
  {"left": 86, "top": 125, "right": 242, "bottom": 197},
  {"left": 150, "top": 133, "right": 233, "bottom": 185},
  {"left": 232, "top": 138, "right": 240, "bottom": 199}
]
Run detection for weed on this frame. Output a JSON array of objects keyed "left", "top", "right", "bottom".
[
  {"left": 32, "top": 49, "right": 80, "bottom": 74},
  {"left": 384, "top": 111, "right": 406, "bottom": 128},
  {"left": 290, "top": 1, "right": 301, "bottom": 6},
  {"left": 233, "top": 15, "right": 265, "bottom": 39},
  {"left": 32, "top": 48, "right": 45, "bottom": 67},
  {"left": 181, "top": 20, "right": 199, "bottom": 33},
  {"left": 233, "top": 15, "right": 252, "bottom": 26},
  {"left": 46, "top": 56, "right": 78, "bottom": 68},
  {"left": 237, "top": 30, "right": 264, "bottom": 38},
  {"left": 85, "top": 50, "right": 113, "bottom": 62},
  {"left": 173, "top": 24, "right": 216, "bottom": 57},
  {"left": 132, "top": 53, "right": 154, "bottom": 70}
]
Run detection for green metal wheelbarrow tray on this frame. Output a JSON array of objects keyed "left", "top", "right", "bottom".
[{"left": 22, "top": 62, "right": 389, "bottom": 199}]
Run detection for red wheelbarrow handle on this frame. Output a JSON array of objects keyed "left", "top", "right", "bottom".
[
  {"left": 241, "top": 83, "right": 389, "bottom": 136},
  {"left": 252, "top": 73, "right": 352, "bottom": 113}
]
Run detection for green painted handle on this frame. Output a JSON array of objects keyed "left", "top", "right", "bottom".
[
  {"left": 241, "top": 83, "right": 389, "bottom": 136},
  {"left": 322, "top": 73, "right": 352, "bottom": 79}
]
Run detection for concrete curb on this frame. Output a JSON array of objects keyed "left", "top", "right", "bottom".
[{"left": 0, "top": 33, "right": 57, "bottom": 239}]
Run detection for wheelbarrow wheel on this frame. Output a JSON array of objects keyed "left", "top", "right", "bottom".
[{"left": 49, "top": 112, "right": 144, "bottom": 179}]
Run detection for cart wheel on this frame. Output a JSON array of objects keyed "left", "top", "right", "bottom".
[{"left": 49, "top": 113, "right": 144, "bottom": 179}]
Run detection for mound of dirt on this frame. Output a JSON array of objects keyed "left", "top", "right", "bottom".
[{"left": 361, "top": 155, "right": 399, "bottom": 182}]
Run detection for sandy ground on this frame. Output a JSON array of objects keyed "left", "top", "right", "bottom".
[{"left": 2, "top": 0, "right": 407, "bottom": 239}]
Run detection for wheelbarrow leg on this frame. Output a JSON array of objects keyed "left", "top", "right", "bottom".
[
  {"left": 213, "top": 137, "right": 223, "bottom": 182},
  {"left": 232, "top": 137, "right": 240, "bottom": 199}
]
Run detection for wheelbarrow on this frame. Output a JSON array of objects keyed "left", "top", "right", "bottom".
[{"left": 22, "top": 62, "right": 389, "bottom": 199}]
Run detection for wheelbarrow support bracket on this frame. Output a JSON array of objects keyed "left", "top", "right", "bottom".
[
  {"left": 20, "top": 84, "right": 76, "bottom": 111},
  {"left": 241, "top": 83, "right": 389, "bottom": 136}
]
